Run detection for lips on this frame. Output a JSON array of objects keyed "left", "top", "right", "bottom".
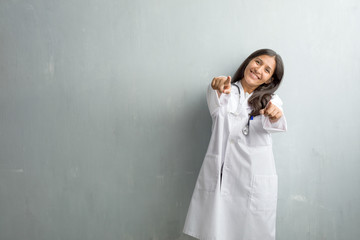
[{"left": 250, "top": 70, "right": 260, "bottom": 80}]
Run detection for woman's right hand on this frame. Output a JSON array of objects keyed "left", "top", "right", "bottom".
[{"left": 211, "top": 76, "right": 232, "bottom": 96}]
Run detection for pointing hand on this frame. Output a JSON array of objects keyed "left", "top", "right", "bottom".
[
  {"left": 259, "top": 101, "right": 283, "bottom": 123},
  {"left": 211, "top": 76, "right": 232, "bottom": 95}
]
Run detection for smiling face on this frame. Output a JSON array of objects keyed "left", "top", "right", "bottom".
[{"left": 242, "top": 54, "right": 277, "bottom": 91}]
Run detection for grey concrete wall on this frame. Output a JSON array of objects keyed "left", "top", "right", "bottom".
[{"left": 0, "top": 0, "right": 359, "bottom": 239}]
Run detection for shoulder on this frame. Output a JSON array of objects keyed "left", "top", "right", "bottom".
[{"left": 230, "top": 82, "right": 241, "bottom": 93}]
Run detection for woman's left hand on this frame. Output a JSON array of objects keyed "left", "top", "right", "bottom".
[{"left": 259, "top": 101, "right": 283, "bottom": 123}]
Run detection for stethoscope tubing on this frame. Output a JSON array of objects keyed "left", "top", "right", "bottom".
[{"left": 231, "top": 83, "right": 252, "bottom": 136}]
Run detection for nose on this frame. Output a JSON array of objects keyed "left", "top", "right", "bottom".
[
  {"left": 255, "top": 65, "right": 267, "bottom": 74},
  {"left": 253, "top": 66, "right": 261, "bottom": 75}
]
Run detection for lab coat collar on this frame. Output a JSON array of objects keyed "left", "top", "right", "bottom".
[{"left": 235, "top": 80, "right": 253, "bottom": 99}]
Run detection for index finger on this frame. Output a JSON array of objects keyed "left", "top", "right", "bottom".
[
  {"left": 264, "top": 101, "right": 272, "bottom": 110},
  {"left": 224, "top": 76, "right": 231, "bottom": 85}
]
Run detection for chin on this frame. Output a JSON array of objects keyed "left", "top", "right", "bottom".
[{"left": 243, "top": 76, "right": 258, "bottom": 87}]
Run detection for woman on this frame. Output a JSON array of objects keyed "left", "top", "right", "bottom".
[{"left": 183, "top": 49, "right": 287, "bottom": 240}]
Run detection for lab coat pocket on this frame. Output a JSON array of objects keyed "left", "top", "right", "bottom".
[
  {"left": 249, "top": 174, "right": 278, "bottom": 212},
  {"left": 195, "top": 153, "right": 220, "bottom": 192},
  {"left": 248, "top": 116, "right": 271, "bottom": 147}
]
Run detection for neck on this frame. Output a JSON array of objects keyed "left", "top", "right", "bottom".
[{"left": 240, "top": 79, "right": 256, "bottom": 94}]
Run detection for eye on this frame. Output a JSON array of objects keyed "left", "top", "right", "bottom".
[
  {"left": 266, "top": 69, "right": 270, "bottom": 73},
  {"left": 255, "top": 60, "right": 260, "bottom": 64}
]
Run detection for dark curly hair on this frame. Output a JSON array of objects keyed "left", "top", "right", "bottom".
[{"left": 232, "top": 49, "right": 284, "bottom": 116}]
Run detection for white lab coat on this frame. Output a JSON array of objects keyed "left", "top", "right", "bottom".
[{"left": 183, "top": 81, "right": 287, "bottom": 240}]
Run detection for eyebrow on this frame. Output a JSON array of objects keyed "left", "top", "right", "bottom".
[{"left": 256, "top": 57, "right": 272, "bottom": 72}]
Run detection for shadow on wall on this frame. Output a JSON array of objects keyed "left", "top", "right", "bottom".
[{"left": 153, "top": 89, "right": 212, "bottom": 240}]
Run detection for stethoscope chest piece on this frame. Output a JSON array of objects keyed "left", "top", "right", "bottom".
[
  {"left": 242, "top": 114, "right": 253, "bottom": 136},
  {"left": 242, "top": 126, "right": 249, "bottom": 136}
]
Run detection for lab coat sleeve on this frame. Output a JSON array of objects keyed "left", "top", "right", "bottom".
[
  {"left": 206, "top": 82, "right": 231, "bottom": 117},
  {"left": 262, "top": 94, "right": 288, "bottom": 133}
]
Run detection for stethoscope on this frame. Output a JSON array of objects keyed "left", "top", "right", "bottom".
[{"left": 231, "top": 83, "right": 253, "bottom": 136}]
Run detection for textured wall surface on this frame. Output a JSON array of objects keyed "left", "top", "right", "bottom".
[{"left": 0, "top": 0, "right": 359, "bottom": 239}]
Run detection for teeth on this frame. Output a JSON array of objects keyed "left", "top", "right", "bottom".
[{"left": 250, "top": 71, "right": 259, "bottom": 79}]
